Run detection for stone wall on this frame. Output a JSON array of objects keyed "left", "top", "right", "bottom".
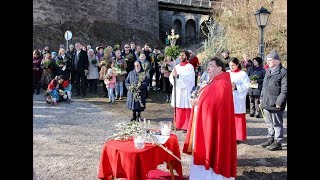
[{"left": 33, "top": 0, "right": 161, "bottom": 50}]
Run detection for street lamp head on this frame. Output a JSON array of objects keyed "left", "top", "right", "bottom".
[{"left": 255, "top": 7, "right": 271, "bottom": 28}]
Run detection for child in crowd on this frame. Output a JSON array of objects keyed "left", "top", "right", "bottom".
[{"left": 104, "top": 68, "right": 116, "bottom": 103}]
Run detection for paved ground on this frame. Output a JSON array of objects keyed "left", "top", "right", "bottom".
[{"left": 33, "top": 88, "right": 287, "bottom": 180}]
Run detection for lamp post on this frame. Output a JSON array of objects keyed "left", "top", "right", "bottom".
[{"left": 255, "top": 7, "right": 271, "bottom": 61}]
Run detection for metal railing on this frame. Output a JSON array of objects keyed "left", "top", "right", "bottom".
[{"left": 158, "top": 0, "right": 212, "bottom": 8}]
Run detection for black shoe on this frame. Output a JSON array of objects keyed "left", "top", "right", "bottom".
[
  {"left": 130, "top": 117, "right": 137, "bottom": 121},
  {"left": 267, "top": 141, "right": 282, "bottom": 151},
  {"left": 250, "top": 114, "right": 254, "bottom": 117},
  {"left": 255, "top": 114, "right": 261, "bottom": 118},
  {"left": 261, "top": 138, "right": 274, "bottom": 148},
  {"left": 81, "top": 94, "right": 86, "bottom": 98}
]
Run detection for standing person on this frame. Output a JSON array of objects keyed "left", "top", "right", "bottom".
[
  {"left": 152, "top": 47, "right": 161, "bottom": 90},
  {"left": 143, "top": 43, "right": 153, "bottom": 88},
  {"left": 104, "top": 68, "right": 116, "bottom": 103},
  {"left": 260, "top": 50, "right": 287, "bottom": 151},
  {"left": 99, "top": 48, "right": 113, "bottom": 97},
  {"left": 66, "top": 44, "right": 75, "bottom": 64},
  {"left": 130, "top": 42, "right": 136, "bottom": 54},
  {"left": 241, "top": 53, "right": 253, "bottom": 71},
  {"left": 139, "top": 54, "right": 151, "bottom": 80},
  {"left": 134, "top": 45, "right": 143, "bottom": 60},
  {"left": 122, "top": 43, "right": 136, "bottom": 73},
  {"left": 122, "top": 44, "right": 136, "bottom": 96},
  {"left": 41, "top": 46, "right": 50, "bottom": 57},
  {"left": 51, "top": 52, "right": 58, "bottom": 63},
  {"left": 169, "top": 50, "right": 195, "bottom": 130},
  {"left": 184, "top": 57, "right": 236, "bottom": 180},
  {"left": 87, "top": 49, "right": 100, "bottom": 94},
  {"left": 40, "top": 52, "right": 56, "bottom": 90},
  {"left": 125, "top": 61, "right": 148, "bottom": 121},
  {"left": 161, "top": 55, "right": 174, "bottom": 103},
  {"left": 56, "top": 48, "right": 71, "bottom": 81},
  {"left": 221, "top": 50, "right": 232, "bottom": 70},
  {"left": 96, "top": 46, "right": 104, "bottom": 61},
  {"left": 113, "top": 50, "right": 127, "bottom": 100},
  {"left": 71, "top": 42, "right": 89, "bottom": 97},
  {"left": 188, "top": 50, "right": 200, "bottom": 87},
  {"left": 247, "top": 57, "right": 266, "bottom": 118},
  {"left": 33, "top": 49, "right": 42, "bottom": 95},
  {"left": 241, "top": 53, "right": 253, "bottom": 114},
  {"left": 227, "top": 57, "right": 250, "bottom": 143}
]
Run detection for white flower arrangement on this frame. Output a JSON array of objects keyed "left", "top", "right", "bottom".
[{"left": 106, "top": 120, "right": 182, "bottom": 162}]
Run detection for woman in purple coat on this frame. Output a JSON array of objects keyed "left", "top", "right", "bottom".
[{"left": 33, "top": 49, "right": 42, "bottom": 94}]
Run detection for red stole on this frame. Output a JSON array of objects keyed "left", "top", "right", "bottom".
[
  {"left": 179, "top": 61, "right": 188, "bottom": 66},
  {"left": 232, "top": 67, "right": 241, "bottom": 72}
]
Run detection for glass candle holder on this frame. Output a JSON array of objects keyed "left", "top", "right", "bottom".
[
  {"left": 133, "top": 134, "right": 145, "bottom": 149},
  {"left": 159, "top": 121, "right": 172, "bottom": 136}
]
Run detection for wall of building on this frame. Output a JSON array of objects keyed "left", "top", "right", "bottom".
[{"left": 33, "top": 0, "right": 161, "bottom": 49}]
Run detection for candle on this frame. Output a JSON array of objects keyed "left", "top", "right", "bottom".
[{"left": 161, "top": 124, "right": 170, "bottom": 136}]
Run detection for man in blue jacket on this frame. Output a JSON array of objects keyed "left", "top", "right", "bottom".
[{"left": 260, "top": 50, "right": 287, "bottom": 151}]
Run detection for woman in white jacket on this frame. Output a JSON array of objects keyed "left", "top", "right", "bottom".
[
  {"left": 87, "top": 49, "right": 100, "bottom": 94},
  {"left": 227, "top": 57, "right": 250, "bottom": 143}
]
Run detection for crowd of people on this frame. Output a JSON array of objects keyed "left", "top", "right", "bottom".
[{"left": 33, "top": 42, "right": 287, "bottom": 179}]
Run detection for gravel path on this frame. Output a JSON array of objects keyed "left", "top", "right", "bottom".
[
  {"left": 33, "top": 92, "right": 287, "bottom": 179},
  {"left": 33, "top": 94, "right": 129, "bottom": 179}
]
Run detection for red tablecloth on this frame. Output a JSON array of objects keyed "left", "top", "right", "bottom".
[{"left": 98, "top": 134, "right": 183, "bottom": 180}]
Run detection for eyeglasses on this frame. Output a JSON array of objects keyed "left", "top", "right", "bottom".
[{"left": 124, "top": 47, "right": 130, "bottom": 48}]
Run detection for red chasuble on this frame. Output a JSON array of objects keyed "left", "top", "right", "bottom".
[{"left": 183, "top": 72, "right": 237, "bottom": 178}]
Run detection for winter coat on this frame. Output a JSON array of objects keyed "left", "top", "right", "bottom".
[
  {"left": 260, "top": 64, "right": 287, "bottom": 111},
  {"left": 87, "top": 55, "right": 100, "bottom": 79},
  {"left": 125, "top": 70, "right": 149, "bottom": 111},
  {"left": 33, "top": 56, "right": 42, "bottom": 82},
  {"left": 72, "top": 49, "right": 89, "bottom": 71},
  {"left": 55, "top": 55, "right": 71, "bottom": 80},
  {"left": 104, "top": 73, "right": 116, "bottom": 89}
]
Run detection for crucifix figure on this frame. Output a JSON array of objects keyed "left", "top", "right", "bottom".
[{"left": 167, "top": 29, "right": 180, "bottom": 46}]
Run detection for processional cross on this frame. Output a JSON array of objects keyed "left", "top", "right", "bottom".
[{"left": 167, "top": 29, "right": 180, "bottom": 46}]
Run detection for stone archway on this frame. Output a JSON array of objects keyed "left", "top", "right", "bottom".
[
  {"left": 173, "top": 19, "right": 182, "bottom": 45},
  {"left": 185, "top": 19, "right": 196, "bottom": 45}
]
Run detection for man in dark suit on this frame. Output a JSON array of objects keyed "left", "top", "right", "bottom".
[{"left": 71, "top": 42, "right": 89, "bottom": 97}]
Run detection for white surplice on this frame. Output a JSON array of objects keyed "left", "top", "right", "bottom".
[
  {"left": 169, "top": 63, "right": 195, "bottom": 108},
  {"left": 227, "top": 70, "right": 250, "bottom": 114}
]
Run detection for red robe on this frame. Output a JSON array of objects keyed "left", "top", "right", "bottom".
[{"left": 183, "top": 72, "right": 237, "bottom": 178}]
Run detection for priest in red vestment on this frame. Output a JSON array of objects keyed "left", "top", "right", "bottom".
[
  {"left": 183, "top": 57, "right": 237, "bottom": 179},
  {"left": 169, "top": 50, "right": 195, "bottom": 130}
]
